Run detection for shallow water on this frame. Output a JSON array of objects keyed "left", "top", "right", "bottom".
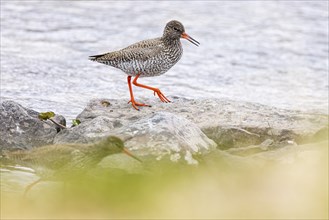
[{"left": 1, "top": 1, "right": 328, "bottom": 120}]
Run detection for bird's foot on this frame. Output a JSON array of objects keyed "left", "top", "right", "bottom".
[
  {"left": 128, "top": 100, "right": 150, "bottom": 110},
  {"left": 153, "top": 89, "right": 171, "bottom": 103}
]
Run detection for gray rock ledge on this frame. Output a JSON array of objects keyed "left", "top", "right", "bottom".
[
  {"left": 0, "top": 101, "right": 59, "bottom": 150},
  {"left": 75, "top": 97, "right": 328, "bottom": 149},
  {"left": 1, "top": 98, "right": 327, "bottom": 163}
]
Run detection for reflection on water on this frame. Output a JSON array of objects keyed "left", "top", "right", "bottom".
[
  {"left": 1, "top": 1, "right": 328, "bottom": 120},
  {"left": 1, "top": 141, "right": 328, "bottom": 219}
]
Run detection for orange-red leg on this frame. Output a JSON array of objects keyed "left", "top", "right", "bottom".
[
  {"left": 127, "top": 76, "right": 149, "bottom": 110},
  {"left": 132, "top": 74, "right": 171, "bottom": 103}
]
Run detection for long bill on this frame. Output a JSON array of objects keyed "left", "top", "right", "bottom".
[
  {"left": 122, "top": 147, "right": 143, "bottom": 162},
  {"left": 181, "top": 32, "right": 200, "bottom": 47}
]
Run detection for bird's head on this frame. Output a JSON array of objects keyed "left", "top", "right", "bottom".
[
  {"left": 98, "top": 136, "right": 142, "bottom": 162},
  {"left": 163, "top": 20, "right": 200, "bottom": 46}
]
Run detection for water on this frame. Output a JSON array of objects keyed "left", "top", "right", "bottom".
[{"left": 1, "top": 1, "right": 328, "bottom": 121}]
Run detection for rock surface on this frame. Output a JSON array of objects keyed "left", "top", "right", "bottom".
[
  {"left": 0, "top": 101, "right": 59, "bottom": 151},
  {"left": 76, "top": 98, "right": 328, "bottom": 149},
  {"left": 55, "top": 112, "right": 216, "bottom": 164},
  {"left": 119, "top": 112, "right": 216, "bottom": 164},
  {"left": 54, "top": 116, "right": 115, "bottom": 144},
  {"left": 1, "top": 98, "right": 327, "bottom": 162}
]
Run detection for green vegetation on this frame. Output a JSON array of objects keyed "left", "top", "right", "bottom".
[
  {"left": 71, "top": 119, "right": 81, "bottom": 127},
  {"left": 1, "top": 140, "right": 328, "bottom": 219},
  {"left": 38, "top": 111, "right": 55, "bottom": 120}
]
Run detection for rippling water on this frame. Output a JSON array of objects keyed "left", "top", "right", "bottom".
[{"left": 1, "top": 1, "right": 328, "bottom": 120}]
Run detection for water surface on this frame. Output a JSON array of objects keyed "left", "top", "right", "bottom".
[{"left": 1, "top": 1, "right": 328, "bottom": 120}]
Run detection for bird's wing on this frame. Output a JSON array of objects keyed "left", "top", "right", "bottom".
[
  {"left": 6, "top": 145, "right": 80, "bottom": 170},
  {"left": 89, "top": 38, "right": 164, "bottom": 63},
  {"left": 121, "top": 45, "right": 164, "bottom": 62},
  {"left": 122, "top": 37, "right": 162, "bottom": 50}
]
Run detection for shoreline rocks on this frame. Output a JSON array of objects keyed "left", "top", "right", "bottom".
[
  {"left": 1, "top": 98, "right": 327, "bottom": 163},
  {"left": 76, "top": 97, "right": 328, "bottom": 148},
  {"left": 0, "top": 101, "right": 60, "bottom": 151},
  {"left": 54, "top": 112, "right": 217, "bottom": 164}
]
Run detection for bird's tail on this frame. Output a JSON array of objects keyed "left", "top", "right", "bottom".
[{"left": 89, "top": 54, "right": 105, "bottom": 61}]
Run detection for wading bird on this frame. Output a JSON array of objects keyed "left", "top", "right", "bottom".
[{"left": 89, "top": 20, "right": 199, "bottom": 110}]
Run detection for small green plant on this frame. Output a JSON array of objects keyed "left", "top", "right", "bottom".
[
  {"left": 38, "top": 111, "right": 55, "bottom": 120},
  {"left": 38, "top": 111, "right": 66, "bottom": 129},
  {"left": 72, "top": 119, "right": 81, "bottom": 127}
]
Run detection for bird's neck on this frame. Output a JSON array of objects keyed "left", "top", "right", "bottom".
[
  {"left": 162, "top": 36, "right": 181, "bottom": 47},
  {"left": 87, "top": 143, "right": 121, "bottom": 162}
]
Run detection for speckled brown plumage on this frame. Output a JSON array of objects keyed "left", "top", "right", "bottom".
[{"left": 89, "top": 20, "right": 199, "bottom": 110}]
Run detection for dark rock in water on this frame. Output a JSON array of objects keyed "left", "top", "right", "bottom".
[
  {"left": 51, "top": 115, "right": 66, "bottom": 132},
  {"left": 0, "top": 101, "right": 60, "bottom": 151}
]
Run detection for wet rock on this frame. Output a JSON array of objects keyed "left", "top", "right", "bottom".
[
  {"left": 225, "top": 139, "right": 275, "bottom": 157},
  {"left": 259, "top": 139, "right": 274, "bottom": 149},
  {"left": 120, "top": 112, "right": 217, "bottom": 164},
  {"left": 202, "top": 126, "right": 263, "bottom": 150},
  {"left": 0, "top": 101, "right": 59, "bottom": 151},
  {"left": 54, "top": 116, "right": 115, "bottom": 144},
  {"left": 2, "top": 98, "right": 327, "bottom": 158},
  {"left": 55, "top": 112, "right": 216, "bottom": 164},
  {"left": 51, "top": 115, "right": 67, "bottom": 132},
  {"left": 76, "top": 98, "right": 328, "bottom": 148}
]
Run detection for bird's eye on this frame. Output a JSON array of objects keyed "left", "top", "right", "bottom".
[{"left": 173, "top": 27, "right": 179, "bottom": 31}]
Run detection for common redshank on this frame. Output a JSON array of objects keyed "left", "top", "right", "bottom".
[
  {"left": 89, "top": 20, "right": 200, "bottom": 110},
  {"left": 1, "top": 136, "right": 141, "bottom": 196}
]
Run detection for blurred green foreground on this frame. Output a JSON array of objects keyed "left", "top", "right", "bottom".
[{"left": 1, "top": 140, "right": 328, "bottom": 219}]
